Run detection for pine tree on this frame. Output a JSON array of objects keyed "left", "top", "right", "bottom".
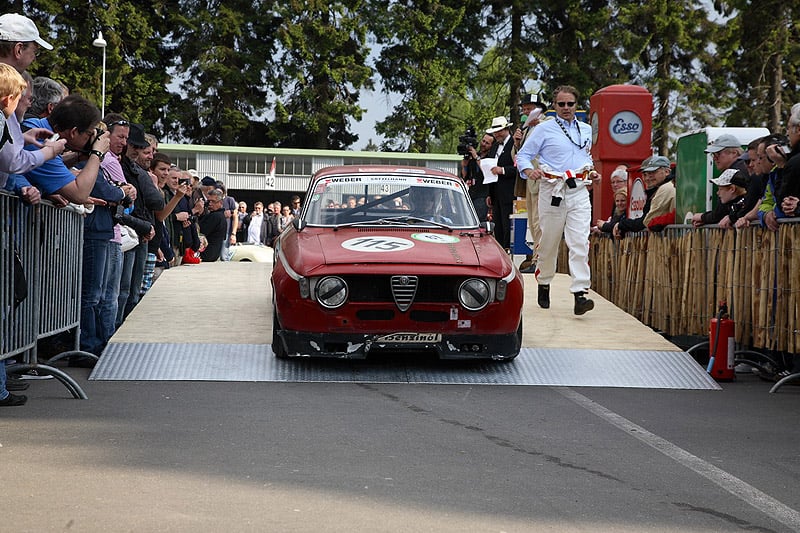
[{"left": 271, "top": 0, "right": 373, "bottom": 149}]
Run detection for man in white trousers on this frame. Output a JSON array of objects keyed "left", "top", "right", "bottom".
[{"left": 515, "top": 85, "right": 601, "bottom": 315}]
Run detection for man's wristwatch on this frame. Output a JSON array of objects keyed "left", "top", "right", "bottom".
[{"left": 89, "top": 149, "right": 105, "bottom": 161}]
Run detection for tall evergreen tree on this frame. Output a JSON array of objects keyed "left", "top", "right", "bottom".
[
  {"left": 484, "top": 0, "right": 537, "bottom": 128},
  {"left": 168, "top": 0, "right": 280, "bottom": 145},
  {"left": 715, "top": 0, "right": 800, "bottom": 132},
  {"left": 23, "top": 0, "right": 173, "bottom": 130},
  {"left": 525, "top": 0, "right": 632, "bottom": 104},
  {"left": 617, "top": 0, "right": 719, "bottom": 154},
  {"left": 271, "top": 0, "right": 373, "bottom": 149},
  {"left": 369, "top": 0, "right": 487, "bottom": 152}
]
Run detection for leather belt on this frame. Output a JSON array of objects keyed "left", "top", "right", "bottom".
[{"left": 542, "top": 172, "right": 588, "bottom": 180}]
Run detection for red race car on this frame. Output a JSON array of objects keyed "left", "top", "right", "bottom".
[{"left": 271, "top": 165, "right": 524, "bottom": 361}]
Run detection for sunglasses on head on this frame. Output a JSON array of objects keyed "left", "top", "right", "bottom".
[
  {"left": 107, "top": 120, "right": 130, "bottom": 128},
  {"left": 556, "top": 101, "right": 576, "bottom": 108}
]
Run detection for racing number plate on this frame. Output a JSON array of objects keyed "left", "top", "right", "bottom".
[{"left": 376, "top": 333, "right": 442, "bottom": 343}]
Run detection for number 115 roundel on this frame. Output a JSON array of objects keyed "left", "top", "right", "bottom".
[{"left": 270, "top": 165, "right": 524, "bottom": 361}]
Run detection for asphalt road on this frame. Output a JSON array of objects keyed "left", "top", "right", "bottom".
[{"left": 2, "top": 367, "right": 799, "bottom": 532}]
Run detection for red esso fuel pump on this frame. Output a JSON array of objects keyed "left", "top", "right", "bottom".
[
  {"left": 708, "top": 301, "right": 735, "bottom": 381},
  {"left": 589, "top": 85, "right": 653, "bottom": 223}
]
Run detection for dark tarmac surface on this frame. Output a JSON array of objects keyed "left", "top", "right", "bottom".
[
  {"left": 2, "top": 369, "right": 799, "bottom": 532},
  {"left": 2, "top": 263, "right": 799, "bottom": 532}
]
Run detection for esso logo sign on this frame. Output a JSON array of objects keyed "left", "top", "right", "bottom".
[
  {"left": 628, "top": 178, "right": 647, "bottom": 219},
  {"left": 608, "top": 110, "right": 642, "bottom": 146}
]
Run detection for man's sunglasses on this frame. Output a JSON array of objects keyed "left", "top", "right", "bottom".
[{"left": 556, "top": 101, "right": 576, "bottom": 108}]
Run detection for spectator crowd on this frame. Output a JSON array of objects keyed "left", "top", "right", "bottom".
[
  {"left": 3, "top": 12, "right": 800, "bottom": 406},
  {"left": 0, "top": 13, "right": 302, "bottom": 406}
]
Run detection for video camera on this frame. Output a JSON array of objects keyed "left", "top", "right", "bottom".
[{"left": 457, "top": 127, "right": 478, "bottom": 157}]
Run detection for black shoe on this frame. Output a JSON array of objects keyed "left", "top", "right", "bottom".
[
  {"left": 0, "top": 393, "right": 28, "bottom": 406},
  {"left": 538, "top": 285, "right": 550, "bottom": 309},
  {"left": 574, "top": 291, "right": 594, "bottom": 315},
  {"left": 6, "top": 377, "right": 29, "bottom": 391},
  {"left": 68, "top": 356, "right": 97, "bottom": 368}
]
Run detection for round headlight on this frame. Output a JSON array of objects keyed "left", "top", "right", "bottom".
[
  {"left": 459, "top": 278, "right": 490, "bottom": 311},
  {"left": 315, "top": 276, "right": 348, "bottom": 309}
]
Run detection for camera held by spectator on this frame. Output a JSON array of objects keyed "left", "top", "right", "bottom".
[
  {"left": 457, "top": 126, "right": 478, "bottom": 157},
  {"left": 112, "top": 195, "right": 152, "bottom": 236}
]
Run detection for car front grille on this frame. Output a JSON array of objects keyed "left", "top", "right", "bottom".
[
  {"left": 391, "top": 275, "right": 418, "bottom": 311},
  {"left": 343, "top": 275, "right": 465, "bottom": 310}
]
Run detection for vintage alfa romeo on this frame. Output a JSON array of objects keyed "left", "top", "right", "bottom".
[{"left": 270, "top": 165, "right": 524, "bottom": 361}]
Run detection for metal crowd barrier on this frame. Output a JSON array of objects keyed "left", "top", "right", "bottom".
[{"left": 1, "top": 190, "right": 88, "bottom": 399}]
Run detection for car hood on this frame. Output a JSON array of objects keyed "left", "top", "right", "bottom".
[{"left": 310, "top": 228, "right": 502, "bottom": 271}]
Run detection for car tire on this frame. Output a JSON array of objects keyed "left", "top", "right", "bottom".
[
  {"left": 497, "top": 321, "right": 522, "bottom": 362},
  {"left": 272, "top": 311, "right": 289, "bottom": 359}
]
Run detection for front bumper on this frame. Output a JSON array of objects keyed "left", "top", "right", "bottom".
[{"left": 274, "top": 328, "right": 521, "bottom": 361}]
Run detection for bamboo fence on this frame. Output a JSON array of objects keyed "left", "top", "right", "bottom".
[{"left": 554, "top": 222, "right": 800, "bottom": 353}]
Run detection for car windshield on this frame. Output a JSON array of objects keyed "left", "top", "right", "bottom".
[{"left": 302, "top": 171, "right": 479, "bottom": 228}]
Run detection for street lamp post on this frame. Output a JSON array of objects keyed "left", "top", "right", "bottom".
[{"left": 92, "top": 31, "right": 107, "bottom": 118}]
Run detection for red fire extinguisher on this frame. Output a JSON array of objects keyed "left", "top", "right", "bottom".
[{"left": 707, "top": 300, "right": 735, "bottom": 381}]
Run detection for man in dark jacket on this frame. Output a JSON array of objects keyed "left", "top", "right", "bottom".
[
  {"left": 485, "top": 116, "right": 518, "bottom": 250},
  {"left": 117, "top": 123, "right": 164, "bottom": 326},
  {"left": 199, "top": 189, "right": 227, "bottom": 262}
]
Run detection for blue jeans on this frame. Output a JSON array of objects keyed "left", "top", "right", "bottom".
[
  {"left": 117, "top": 242, "right": 147, "bottom": 327},
  {"left": 81, "top": 238, "right": 111, "bottom": 355},
  {"left": 99, "top": 242, "right": 122, "bottom": 344},
  {"left": 221, "top": 235, "right": 232, "bottom": 261}
]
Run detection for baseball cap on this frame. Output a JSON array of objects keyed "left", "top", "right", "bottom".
[
  {"left": 704, "top": 134, "right": 741, "bottom": 154},
  {"left": 710, "top": 168, "right": 747, "bottom": 188},
  {"left": 0, "top": 14, "right": 53, "bottom": 50},
  {"left": 640, "top": 155, "right": 671, "bottom": 172}
]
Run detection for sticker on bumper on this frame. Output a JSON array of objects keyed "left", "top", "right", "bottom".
[{"left": 376, "top": 333, "right": 442, "bottom": 343}]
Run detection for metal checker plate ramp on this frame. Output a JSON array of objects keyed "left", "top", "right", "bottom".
[{"left": 90, "top": 343, "right": 721, "bottom": 390}]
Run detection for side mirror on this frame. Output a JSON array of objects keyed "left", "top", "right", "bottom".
[
  {"left": 292, "top": 217, "right": 306, "bottom": 232},
  {"left": 481, "top": 221, "right": 494, "bottom": 234}
]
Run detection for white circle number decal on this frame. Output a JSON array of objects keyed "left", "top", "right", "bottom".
[
  {"left": 411, "top": 233, "right": 460, "bottom": 244},
  {"left": 341, "top": 236, "right": 415, "bottom": 252}
]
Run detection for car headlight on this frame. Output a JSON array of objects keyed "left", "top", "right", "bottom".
[
  {"left": 315, "top": 276, "right": 348, "bottom": 309},
  {"left": 459, "top": 278, "right": 490, "bottom": 311}
]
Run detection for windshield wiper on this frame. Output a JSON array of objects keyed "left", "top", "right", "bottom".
[
  {"left": 381, "top": 216, "right": 453, "bottom": 230},
  {"left": 333, "top": 216, "right": 453, "bottom": 231}
]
